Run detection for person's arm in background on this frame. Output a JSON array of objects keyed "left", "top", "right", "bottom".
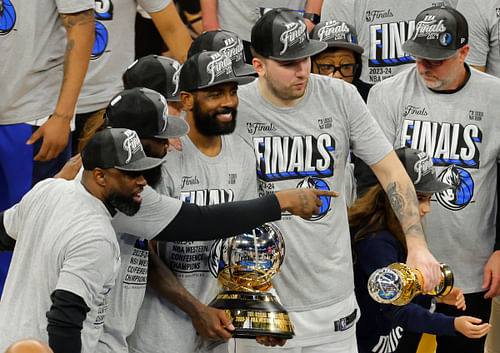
[
  {"left": 149, "top": 2, "right": 193, "bottom": 63},
  {"left": 370, "top": 151, "right": 440, "bottom": 292},
  {"left": 200, "top": 0, "right": 219, "bottom": 31},
  {"left": 147, "top": 240, "right": 234, "bottom": 341},
  {"left": 27, "top": 10, "right": 94, "bottom": 161},
  {"left": 304, "top": 0, "right": 323, "bottom": 32}
]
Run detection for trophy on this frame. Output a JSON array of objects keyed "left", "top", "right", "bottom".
[
  {"left": 208, "top": 223, "right": 294, "bottom": 339},
  {"left": 368, "top": 262, "right": 454, "bottom": 306}
]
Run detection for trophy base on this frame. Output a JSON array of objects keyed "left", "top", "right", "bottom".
[{"left": 209, "top": 291, "right": 294, "bottom": 339}]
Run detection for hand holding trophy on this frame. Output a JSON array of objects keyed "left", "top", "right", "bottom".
[
  {"left": 368, "top": 262, "right": 454, "bottom": 306},
  {"left": 208, "top": 223, "right": 294, "bottom": 339}
]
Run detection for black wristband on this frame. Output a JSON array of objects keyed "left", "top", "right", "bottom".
[{"left": 303, "top": 12, "right": 320, "bottom": 25}]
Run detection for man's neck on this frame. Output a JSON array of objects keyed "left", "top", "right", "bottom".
[{"left": 187, "top": 125, "right": 222, "bottom": 157}]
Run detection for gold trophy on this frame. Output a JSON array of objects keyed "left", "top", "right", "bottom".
[
  {"left": 208, "top": 223, "right": 294, "bottom": 339},
  {"left": 368, "top": 262, "right": 454, "bottom": 306}
]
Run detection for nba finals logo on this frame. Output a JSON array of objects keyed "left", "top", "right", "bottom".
[
  {"left": 220, "top": 36, "right": 244, "bottom": 63},
  {"left": 412, "top": 15, "right": 447, "bottom": 41},
  {"left": 280, "top": 21, "right": 307, "bottom": 55},
  {"left": 206, "top": 53, "right": 232, "bottom": 85},
  {"left": 122, "top": 130, "right": 142, "bottom": 163},
  {"left": 317, "top": 20, "right": 352, "bottom": 42}
]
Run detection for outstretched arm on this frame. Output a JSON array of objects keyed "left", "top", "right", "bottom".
[
  {"left": 27, "top": 9, "right": 94, "bottom": 161},
  {"left": 370, "top": 150, "right": 440, "bottom": 292}
]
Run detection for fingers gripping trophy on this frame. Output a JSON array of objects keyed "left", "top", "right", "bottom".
[
  {"left": 209, "top": 223, "right": 294, "bottom": 339},
  {"left": 368, "top": 262, "right": 454, "bottom": 306}
]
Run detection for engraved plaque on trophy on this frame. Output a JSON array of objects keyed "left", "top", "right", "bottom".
[
  {"left": 368, "top": 262, "right": 454, "bottom": 306},
  {"left": 208, "top": 223, "right": 294, "bottom": 339}
]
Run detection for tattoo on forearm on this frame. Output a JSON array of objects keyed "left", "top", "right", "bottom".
[
  {"left": 387, "top": 182, "right": 405, "bottom": 213},
  {"left": 60, "top": 10, "right": 94, "bottom": 29},
  {"left": 386, "top": 181, "right": 424, "bottom": 239}
]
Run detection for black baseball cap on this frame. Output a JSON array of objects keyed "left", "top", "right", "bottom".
[
  {"left": 188, "top": 30, "right": 256, "bottom": 77},
  {"left": 251, "top": 8, "right": 327, "bottom": 61},
  {"left": 105, "top": 88, "right": 189, "bottom": 139},
  {"left": 124, "top": 55, "right": 182, "bottom": 101},
  {"left": 402, "top": 6, "right": 468, "bottom": 60},
  {"left": 82, "top": 128, "right": 164, "bottom": 172},
  {"left": 179, "top": 51, "right": 254, "bottom": 92},
  {"left": 310, "top": 20, "right": 364, "bottom": 54},
  {"left": 395, "top": 147, "right": 451, "bottom": 193}
]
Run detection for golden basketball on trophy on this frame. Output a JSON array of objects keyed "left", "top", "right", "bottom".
[
  {"left": 368, "top": 262, "right": 454, "bottom": 306},
  {"left": 208, "top": 223, "right": 294, "bottom": 339}
]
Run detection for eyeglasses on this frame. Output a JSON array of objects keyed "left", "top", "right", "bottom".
[{"left": 313, "top": 62, "right": 358, "bottom": 77}]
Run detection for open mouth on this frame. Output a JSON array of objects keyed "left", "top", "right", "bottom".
[{"left": 216, "top": 112, "right": 233, "bottom": 122}]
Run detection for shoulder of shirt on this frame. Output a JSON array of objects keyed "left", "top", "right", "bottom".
[{"left": 470, "top": 66, "right": 500, "bottom": 87}]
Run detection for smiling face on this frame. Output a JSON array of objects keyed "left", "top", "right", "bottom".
[{"left": 190, "top": 82, "right": 239, "bottom": 136}]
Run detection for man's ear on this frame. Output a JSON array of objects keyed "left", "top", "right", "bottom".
[
  {"left": 252, "top": 57, "right": 266, "bottom": 77},
  {"left": 180, "top": 91, "right": 194, "bottom": 110},
  {"left": 93, "top": 168, "right": 106, "bottom": 187}
]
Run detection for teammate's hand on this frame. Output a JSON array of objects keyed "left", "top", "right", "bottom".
[
  {"left": 454, "top": 316, "right": 490, "bottom": 339},
  {"left": 405, "top": 238, "right": 440, "bottom": 292},
  {"left": 192, "top": 305, "right": 234, "bottom": 341},
  {"left": 53, "top": 154, "right": 82, "bottom": 180},
  {"left": 167, "top": 138, "right": 182, "bottom": 152},
  {"left": 26, "top": 114, "right": 71, "bottom": 161},
  {"left": 275, "top": 188, "right": 339, "bottom": 219},
  {"left": 482, "top": 250, "right": 500, "bottom": 298},
  {"left": 256, "top": 335, "right": 287, "bottom": 347},
  {"left": 436, "top": 287, "right": 466, "bottom": 311}
]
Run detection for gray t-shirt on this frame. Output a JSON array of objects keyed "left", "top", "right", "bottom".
[
  {"left": 217, "top": 0, "right": 306, "bottom": 42},
  {"left": 320, "top": 0, "right": 453, "bottom": 84},
  {"left": 367, "top": 66, "right": 500, "bottom": 293},
  {"left": 77, "top": 0, "right": 170, "bottom": 113},
  {"left": 0, "top": 0, "right": 94, "bottom": 124},
  {"left": 235, "top": 75, "right": 392, "bottom": 312},
  {"left": 457, "top": 0, "right": 500, "bottom": 78},
  {"left": 98, "top": 185, "right": 183, "bottom": 353},
  {"left": 0, "top": 179, "right": 120, "bottom": 353},
  {"left": 128, "top": 134, "right": 259, "bottom": 353}
]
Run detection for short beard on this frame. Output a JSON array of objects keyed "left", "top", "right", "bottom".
[
  {"left": 192, "top": 100, "right": 237, "bottom": 136},
  {"left": 107, "top": 192, "right": 141, "bottom": 216}
]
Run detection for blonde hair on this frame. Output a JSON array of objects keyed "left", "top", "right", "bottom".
[{"left": 77, "top": 109, "right": 106, "bottom": 153}]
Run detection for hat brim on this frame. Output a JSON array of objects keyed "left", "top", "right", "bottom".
[
  {"left": 196, "top": 75, "right": 255, "bottom": 90},
  {"left": 166, "top": 94, "right": 181, "bottom": 102},
  {"left": 402, "top": 40, "right": 458, "bottom": 60},
  {"left": 154, "top": 115, "right": 190, "bottom": 139},
  {"left": 116, "top": 156, "right": 164, "bottom": 172},
  {"left": 415, "top": 178, "right": 453, "bottom": 194},
  {"left": 325, "top": 42, "right": 364, "bottom": 54},
  {"left": 269, "top": 40, "right": 328, "bottom": 61},
  {"left": 234, "top": 63, "right": 257, "bottom": 77}
]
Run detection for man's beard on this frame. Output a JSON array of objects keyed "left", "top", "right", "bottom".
[
  {"left": 107, "top": 192, "right": 141, "bottom": 216},
  {"left": 192, "top": 101, "right": 237, "bottom": 136}
]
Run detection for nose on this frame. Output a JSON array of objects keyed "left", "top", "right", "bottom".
[
  {"left": 137, "top": 174, "right": 147, "bottom": 187},
  {"left": 333, "top": 70, "right": 343, "bottom": 79},
  {"left": 296, "top": 59, "right": 309, "bottom": 77},
  {"left": 421, "top": 199, "right": 431, "bottom": 215},
  {"left": 221, "top": 91, "right": 238, "bottom": 108}
]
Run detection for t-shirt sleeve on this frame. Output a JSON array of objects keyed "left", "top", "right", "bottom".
[
  {"left": 367, "top": 80, "right": 400, "bottom": 147},
  {"left": 3, "top": 204, "right": 20, "bottom": 240},
  {"left": 111, "top": 185, "right": 183, "bottom": 239},
  {"left": 138, "top": 0, "right": 171, "bottom": 13},
  {"left": 55, "top": 0, "right": 95, "bottom": 14},
  {"left": 56, "top": 238, "right": 117, "bottom": 309},
  {"left": 345, "top": 83, "right": 393, "bottom": 166},
  {"left": 457, "top": 1, "right": 489, "bottom": 67}
]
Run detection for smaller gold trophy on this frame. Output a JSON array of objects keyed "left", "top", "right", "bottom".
[
  {"left": 368, "top": 263, "right": 454, "bottom": 306},
  {"left": 208, "top": 223, "right": 294, "bottom": 339}
]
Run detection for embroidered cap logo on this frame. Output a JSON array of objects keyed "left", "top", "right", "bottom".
[
  {"left": 122, "top": 130, "right": 142, "bottom": 164},
  {"left": 413, "top": 151, "right": 434, "bottom": 184},
  {"left": 171, "top": 61, "right": 181, "bottom": 96},
  {"left": 279, "top": 21, "right": 307, "bottom": 55},
  {"left": 412, "top": 15, "right": 447, "bottom": 40},
  {"left": 220, "top": 36, "right": 244, "bottom": 63},
  {"left": 206, "top": 53, "right": 232, "bottom": 85},
  {"left": 318, "top": 20, "right": 350, "bottom": 42}
]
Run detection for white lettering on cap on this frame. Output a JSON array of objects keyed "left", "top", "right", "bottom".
[
  {"left": 318, "top": 21, "right": 350, "bottom": 42},
  {"left": 110, "top": 95, "right": 122, "bottom": 106},
  {"left": 414, "top": 151, "right": 434, "bottom": 184},
  {"left": 206, "top": 53, "right": 232, "bottom": 85},
  {"left": 280, "top": 21, "right": 307, "bottom": 55},
  {"left": 171, "top": 61, "right": 181, "bottom": 96},
  {"left": 412, "top": 15, "right": 446, "bottom": 40},
  {"left": 122, "top": 129, "right": 143, "bottom": 164},
  {"left": 159, "top": 94, "right": 168, "bottom": 133},
  {"left": 220, "top": 36, "right": 244, "bottom": 63}
]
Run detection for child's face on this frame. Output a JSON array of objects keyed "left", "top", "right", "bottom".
[{"left": 417, "top": 192, "right": 433, "bottom": 220}]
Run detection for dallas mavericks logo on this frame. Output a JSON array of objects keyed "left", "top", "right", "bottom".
[
  {"left": 296, "top": 177, "right": 332, "bottom": 220},
  {"left": 92, "top": 0, "right": 113, "bottom": 59},
  {"left": 208, "top": 239, "right": 224, "bottom": 278},
  {"left": 0, "top": 0, "right": 16, "bottom": 35},
  {"left": 436, "top": 165, "right": 474, "bottom": 211}
]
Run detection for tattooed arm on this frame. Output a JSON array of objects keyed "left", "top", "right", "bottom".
[
  {"left": 371, "top": 150, "right": 441, "bottom": 292},
  {"left": 27, "top": 9, "right": 94, "bottom": 161}
]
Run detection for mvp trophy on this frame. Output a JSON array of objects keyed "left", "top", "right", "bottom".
[
  {"left": 208, "top": 223, "right": 294, "bottom": 339},
  {"left": 368, "top": 262, "right": 454, "bottom": 306}
]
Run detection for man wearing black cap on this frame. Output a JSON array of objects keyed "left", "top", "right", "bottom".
[
  {"left": 0, "top": 128, "right": 163, "bottom": 353},
  {"left": 367, "top": 5, "right": 500, "bottom": 352},
  {"left": 128, "top": 51, "right": 258, "bottom": 353},
  {"left": 235, "top": 8, "right": 442, "bottom": 352}
]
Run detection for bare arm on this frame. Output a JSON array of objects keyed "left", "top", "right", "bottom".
[
  {"left": 27, "top": 10, "right": 94, "bottom": 161},
  {"left": 147, "top": 241, "right": 234, "bottom": 340},
  {"left": 304, "top": 0, "right": 323, "bottom": 32},
  {"left": 200, "top": 0, "right": 219, "bottom": 31},
  {"left": 150, "top": 2, "right": 192, "bottom": 63},
  {"left": 370, "top": 151, "right": 440, "bottom": 292}
]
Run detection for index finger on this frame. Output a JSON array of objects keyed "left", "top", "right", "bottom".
[{"left": 313, "top": 190, "right": 339, "bottom": 198}]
